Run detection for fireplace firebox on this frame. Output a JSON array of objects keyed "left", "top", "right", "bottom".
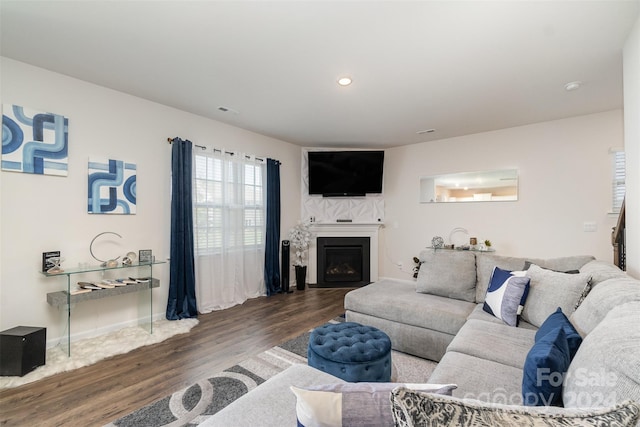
[{"left": 315, "top": 237, "right": 370, "bottom": 287}]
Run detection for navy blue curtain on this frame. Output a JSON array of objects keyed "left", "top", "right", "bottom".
[
  {"left": 166, "top": 138, "right": 198, "bottom": 320},
  {"left": 264, "top": 158, "right": 281, "bottom": 296}
]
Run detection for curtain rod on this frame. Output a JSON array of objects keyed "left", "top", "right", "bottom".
[{"left": 167, "top": 137, "right": 279, "bottom": 164}]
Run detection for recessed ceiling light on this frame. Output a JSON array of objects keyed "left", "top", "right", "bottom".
[
  {"left": 416, "top": 129, "right": 436, "bottom": 134},
  {"left": 564, "top": 81, "right": 582, "bottom": 91},
  {"left": 337, "top": 76, "right": 352, "bottom": 86}
]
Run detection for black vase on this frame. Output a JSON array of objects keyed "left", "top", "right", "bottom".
[{"left": 295, "top": 265, "right": 307, "bottom": 291}]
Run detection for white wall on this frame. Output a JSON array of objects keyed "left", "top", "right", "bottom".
[
  {"left": 624, "top": 16, "right": 640, "bottom": 278},
  {"left": 0, "top": 58, "right": 301, "bottom": 345},
  {"left": 381, "top": 111, "right": 623, "bottom": 280}
]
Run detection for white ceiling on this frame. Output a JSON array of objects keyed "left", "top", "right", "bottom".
[{"left": 1, "top": 1, "right": 638, "bottom": 148}]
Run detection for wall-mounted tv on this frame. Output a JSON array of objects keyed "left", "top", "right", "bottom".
[{"left": 308, "top": 150, "right": 384, "bottom": 197}]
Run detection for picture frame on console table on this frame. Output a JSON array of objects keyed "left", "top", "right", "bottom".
[{"left": 139, "top": 249, "right": 152, "bottom": 264}]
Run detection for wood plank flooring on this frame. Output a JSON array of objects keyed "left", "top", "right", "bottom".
[{"left": 0, "top": 287, "right": 352, "bottom": 427}]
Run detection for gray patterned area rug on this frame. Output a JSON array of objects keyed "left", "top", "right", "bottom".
[{"left": 106, "top": 318, "right": 437, "bottom": 427}]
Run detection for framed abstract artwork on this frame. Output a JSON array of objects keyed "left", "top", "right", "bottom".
[
  {"left": 1, "top": 104, "right": 69, "bottom": 176},
  {"left": 88, "top": 157, "right": 137, "bottom": 214}
]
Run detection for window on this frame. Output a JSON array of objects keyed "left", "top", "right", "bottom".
[
  {"left": 193, "top": 153, "right": 265, "bottom": 255},
  {"left": 611, "top": 149, "right": 625, "bottom": 214}
]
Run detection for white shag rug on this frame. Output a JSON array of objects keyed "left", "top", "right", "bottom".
[{"left": 0, "top": 318, "right": 199, "bottom": 389}]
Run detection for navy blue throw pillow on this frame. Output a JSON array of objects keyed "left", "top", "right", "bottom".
[
  {"left": 536, "top": 307, "right": 583, "bottom": 359},
  {"left": 522, "top": 327, "right": 571, "bottom": 407}
]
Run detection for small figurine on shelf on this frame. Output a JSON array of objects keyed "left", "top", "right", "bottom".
[{"left": 46, "top": 257, "right": 64, "bottom": 273}]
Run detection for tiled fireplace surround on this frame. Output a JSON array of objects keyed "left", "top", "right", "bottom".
[
  {"left": 308, "top": 223, "right": 383, "bottom": 286},
  {"left": 300, "top": 149, "right": 385, "bottom": 286}
]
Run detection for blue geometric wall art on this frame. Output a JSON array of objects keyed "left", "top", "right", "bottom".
[
  {"left": 88, "top": 157, "right": 137, "bottom": 214},
  {"left": 2, "top": 104, "right": 69, "bottom": 176}
]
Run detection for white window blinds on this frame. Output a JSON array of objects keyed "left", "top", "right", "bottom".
[{"left": 611, "top": 149, "right": 625, "bottom": 214}]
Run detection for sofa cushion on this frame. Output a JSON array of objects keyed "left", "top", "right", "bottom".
[
  {"left": 427, "top": 351, "right": 525, "bottom": 403},
  {"left": 578, "top": 260, "right": 627, "bottom": 287},
  {"left": 522, "top": 327, "right": 570, "bottom": 406},
  {"left": 417, "top": 250, "right": 476, "bottom": 302},
  {"left": 527, "top": 255, "right": 595, "bottom": 273},
  {"left": 446, "top": 319, "right": 536, "bottom": 369},
  {"left": 390, "top": 389, "right": 640, "bottom": 427},
  {"left": 201, "top": 364, "right": 344, "bottom": 427},
  {"left": 291, "top": 382, "right": 456, "bottom": 427},
  {"left": 482, "top": 266, "right": 530, "bottom": 327},
  {"left": 345, "top": 279, "right": 475, "bottom": 336},
  {"left": 569, "top": 278, "right": 640, "bottom": 336},
  {"left": 475, "top": 254, "right": 528, "bottom": 303},
  {"left": 536, "top": 308, "right": 582, "bottom": 359},
  {"left": 475, "top": 255, "right": 593, "bottom": 303},
  {"left": 521, "top": 265, "right": 590, "bottom": 328},
  {"left": 466, "top": 303, "right": 537, "bottom": 330},
  {"left": 564, "top": 301, "right": 640, "bottom": 409}
]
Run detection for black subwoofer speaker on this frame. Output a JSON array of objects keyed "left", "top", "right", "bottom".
[
  {"left": 281, "top": 240, "right": 292, "bottom": 293},
  {"left": 0, "top": 326, "right": 46, "bottom": 377}
]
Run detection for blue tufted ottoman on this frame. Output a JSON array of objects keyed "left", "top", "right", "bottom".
[{"left": 307, "top": 322, "right": 392, "bottom": 382}]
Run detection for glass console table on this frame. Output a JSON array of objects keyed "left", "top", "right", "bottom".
[{"left": 41, "top": 261, "right": 165, "bottom": 356}]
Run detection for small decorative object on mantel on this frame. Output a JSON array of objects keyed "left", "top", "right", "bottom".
[{"left": 289, "top": 221, "right": 312, "bottom": 290}]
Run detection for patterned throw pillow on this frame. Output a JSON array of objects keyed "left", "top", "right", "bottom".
[
  {"left": 390, "top": 388, "right": 640, "bottom": 427},
  {"left": 291, "top": 382, "right": 456, "bottom": 427},
  {"left": 482, "top": 266, "right": 531, "bottom": 327}
]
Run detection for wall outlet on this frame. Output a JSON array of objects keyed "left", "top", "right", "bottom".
[{"left": 583, "top": 221, "right": 597, "bottom": 232}]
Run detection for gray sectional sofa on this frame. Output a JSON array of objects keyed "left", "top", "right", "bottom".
[{"left": 203, "top": 251, "right": 640, "bottom": 426}]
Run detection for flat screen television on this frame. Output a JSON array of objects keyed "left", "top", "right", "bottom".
[{"left": 308, "top": 150, "right": 384, "bottom": 197}]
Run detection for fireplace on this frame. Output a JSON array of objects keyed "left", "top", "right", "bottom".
[{"left": 316, "top": 237, "right": 370, "bottom": 287}]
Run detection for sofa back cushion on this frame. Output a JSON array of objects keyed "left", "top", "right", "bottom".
[
  {"left": 476, "top": 254, "right": 528, "bottom": 303},
  {"left": 520, "top": 265, "right": 590, "bottom": 328},
  {"left": 578, "top": 260, "right": 628, "bottom": 287},
  {"left": 564, "top": 301, "right": 640, "bottom": 409},
  {"left": 570, "top": 277, "right": 640, "bottom": 336},
  {"left": 417, "top": 250, "right": 476, "bottom": 302}
]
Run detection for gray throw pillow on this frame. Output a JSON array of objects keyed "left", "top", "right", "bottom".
[
  {"left": 521, "top": 265, "right": 590, "bottom": 328},
  {"left": 390, "top": 388, "right": 640, "bottom": 427},
  {"left": 416, "top": 250, "right": 476, "bottom": 302}
]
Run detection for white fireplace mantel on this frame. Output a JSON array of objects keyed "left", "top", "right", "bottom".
[{"left": 308, "top": 222, "right": 384, "bottom": 285}]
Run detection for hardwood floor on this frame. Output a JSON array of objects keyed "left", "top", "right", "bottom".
[{"left": 0, "top": 287, "right": 352, "bottom": 427}]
